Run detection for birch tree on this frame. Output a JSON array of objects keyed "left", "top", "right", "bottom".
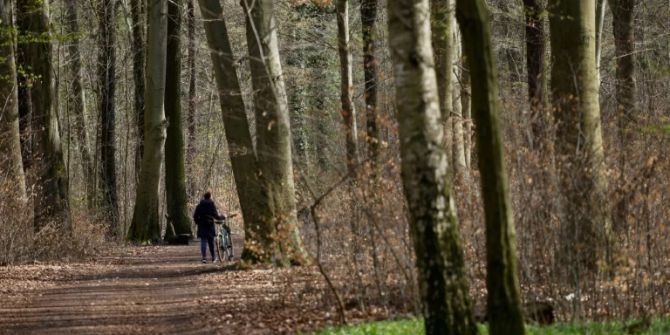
[{"left": 389, "top": 0, "right": 478, "bottom": 333}]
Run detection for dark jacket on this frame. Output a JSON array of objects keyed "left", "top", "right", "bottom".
[{"left": 193, "top": 198, "right": 224, "bottom": 238}]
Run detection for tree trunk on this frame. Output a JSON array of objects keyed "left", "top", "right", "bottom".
[
  {"left": 163, "top": 0, "right": 192, "bottom": 242},
  {"left": 611, "top": 0, "right": 636, "bottom": 231},
  {"left": 596, "top": 0, "right": 607, "bottom": 85},
  {"left": 451, "top": 17, "right": 467, "bottom": 180},
  {"left": 131, "top": 0, "right": 146, "bottom": 178},
  {"left": 337, "top": 0, "right": 359, "bottom": 174},
  {"left": 64, "top": 0, "right": 95, "bottom": 208},
  {"left": 456, "top": 0, "right": 526, "bottom": 334},
  {"left": 523, "top": 0, "right": 547, "bottom": 144},
  {"left": 431, "top": 0, "right": 455, "bottom": 162},
  {"left": 17, "top": 0, "right": 71, "bottom": 231},
  {"left": 360, "top": 0, "right": 379, "bottom": 167},
  {"left": 186, "top": 0, "right": 197, "bottom": 196},
  {"left": 611, "top": 0, "right": 637, "bottom": 134},
  {"left": 548, "top": 0, "right": 612, "bottom": 273},
  {"left": 0, "top": 0, "right": 27, "bottom": 201},
  {"left": 460, "top": 52, "right": 472, "bottom": 168},
  {"left": 128, "top": 0, "right": 168, "bottom": 243},
  {"left": 98, "top": 0, "right": 119, "bottom": 232},
  {"left": 389, "top": 0, "right": 478, "bottom": 334},
  {"left": 242, "top": 0, "right": 307, "bottom": 264},
  {"left": 197, "top": 0, "right": 274, "bottom": 262}
]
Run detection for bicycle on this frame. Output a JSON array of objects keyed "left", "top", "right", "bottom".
[{"left": 213, "top": 214, "right": 237, "bottom": 262}]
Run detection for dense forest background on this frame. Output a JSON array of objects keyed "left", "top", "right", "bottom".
[{"left": 1, "top": 0, "right": 669, "bottom": 332}]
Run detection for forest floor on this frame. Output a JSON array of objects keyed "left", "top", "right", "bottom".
[{"left": 0, "top": 240, "right": 383, "bottom": 334}]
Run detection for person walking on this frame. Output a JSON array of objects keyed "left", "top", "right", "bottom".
[{"left": 193, "top": 191, "right": 226, "bottom": 263}]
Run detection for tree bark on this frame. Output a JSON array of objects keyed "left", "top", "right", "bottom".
[
  {"left": 98, "top": 0, "right": 119, "bottom": 232},
  {"left": 17, "top": 0, "right": 71, "bottom": 230},
  {"left": 456, "top": 0, "right": 526, "bottom": 334},
  {"left": 451, "top": 27, "right": 467, "bottom": 180},
  {"left": 610, "top": 0, "right": 637, "bottom": 134},
  {"left": 131, "top": 0, "right": 146, "bottom": 178},
  {"left": 548, "top": 0, "right": 612, "bottom": 273},
  {"left": 128, "top": 0, "right": 168, "bottom": 243},
  {"left": 64, "top": 0, "right": 95, "bottom": 208},
  {"left": 197, "top": 0, "right": 274, "bottom": 262},
  {"left": 186, "top": 0, "right": 197, "bottom": 195},
  {"left": 460, "top": 51, "right": 472, "bottom": 169},
  {"left": 337, "top": 0, "right": 359, "bottom": 174},
  {"left": 431, "top": 0, "right": 454, "bottom": 161},
  {"left": 388, "top": 1, "right": 478, "bottom": 334},
  {"left": 596, "top": 0, "right": 607, "bottom": 85},
  {"left": 163, "top": 0, "right": 192, "bottom": 242},
  {"left": 360, "top": 0, "right": 379, "bottom": 167},
  {"left": 0, "top": 0, "right": 27, "bottom": 201},
  {"left": 242, "top": 0, "right": 307, "bottom": 264},
  {"left": 523, "top": 0, "right": 547, "bottom": 143}
]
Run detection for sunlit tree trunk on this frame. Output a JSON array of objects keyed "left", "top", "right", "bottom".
[
  {"left": 0, "top": 0, "right": 27, "bottom": 201},
  {"left": 361, "top": 0, "right": 379, "bottom": 167},
  {"left": 456, "top": 0, "right": 526, "bottom": 334},
  {"left": 451, "top": 24, "right": 467, "bottom": 180},
  {"left": 64, "top": 0, "right": 95, "bottom": 208},
  {"left": 128, "top": 0, "right": 168, "bottom": 243},
  {"left": 242, "top": 0, "right": 307, "bottom": 264},
  {"left": 197, "top": 0, "right": 274, "bottom": 262},
  {"left": 131, "top": 0, "right": 146, "bottom": 178},
  {"left": 596, "top": 0, "right": 607, "bottom": 85},
  {"left": 98, "top": 0, "right": 119, "bottom": 232},
  {"left": 17, "top": 0, "right": 70, "bottom": 230},
  {"left": 389, "top": 0, "right": 478, "bottom": 334},
  {"left": 548, "top": 0, "right": 612, "bottom": 272},
  {"left": 163, "top": 0, "right": 192, "bottom": 241},
  {"left": 460, "top": 52, "right": 472, "bottom": 168},
  {"left": 431, "top": 0, "right": 454, "bottom": 161},
  {"left": 337, "top": 0, "right": 359, "bottom": 174}
]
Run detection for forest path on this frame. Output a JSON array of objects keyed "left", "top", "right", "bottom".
[{"left": 0, "top": 242, "right": 339, "bottom": 334}]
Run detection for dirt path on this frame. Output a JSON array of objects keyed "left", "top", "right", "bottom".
[{"left": 0, "top": 242, "right": 345, "bottom": 334}]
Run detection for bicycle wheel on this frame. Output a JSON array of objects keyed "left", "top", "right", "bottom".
[
  {"left": 216, "top": 233, "right": 226, "bottom": 262},
  {"left": 223, "top": 231, "right": 233, "bottom": 261}
]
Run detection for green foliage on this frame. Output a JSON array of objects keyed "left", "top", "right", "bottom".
[{"left": 314, "top": 318, "right": 670, "bottom": 335}]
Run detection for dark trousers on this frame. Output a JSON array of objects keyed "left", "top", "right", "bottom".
[{"left": 200, "top": 236, "right": 215, "bottom": 260}]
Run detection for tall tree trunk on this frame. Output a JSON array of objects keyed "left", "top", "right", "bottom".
[
  {"left": 611, "top": 0, "right": 636, "bottom": 135},
  {"left": 131, "top": 0, "right": 146, "bottom": 178},
  {"left": 460, "top": 51, "right": 472, "bottom": 168},
  {"left": 451, "top": 13, "right": 467, "bottom": 180},
  {"left": 548, "top": 0, "right": 612, "bottom": 273},
  {"left": 523, "top": 0, "right": 547, "bottom": 144},
  {"left": 431, "top": 0, "right": 454, "bottom": 162},
  {"left": 16, "top": 38, "right": 32, "bottom": 173},
  {"left": 186, "top": 0, "right": 197, "bottom": 195},
  {"left": 98, "top": 0, "right": 119, "bottom": 232},
  {"left": 64, "top": 0, "right": 95, "bottom": 208},
  {"left": 241, "top": 0, "right": 307, "bottom": 264},
  {"left": 0, "top": 0, "right": 27, "bottom": 201},
  {"left": 389, "top": 0, "right": 478, "bottom": 334},
  {"left": 456, "top": 0, "right": 526, "bottom": 334},
  {"left": 197, "top": 0, "right": 274, "bottom": 262},
  {"left": 611, "top": 0, "right": 636, "bottom": 231},
  {"left": 128, "top": 0, "right": 168, "bottom": 243},
  {"left": 164, "top": 0, "right": 192, "bottom": 241},
  {"left": 17, "top": 0, "right": 71, "bottom": 230},
  {"left": 596, "top": 0, "right": 607, "bottom": 85},
  {"left": 360, "top": 0, "right": 379, "bottom": 167},
  {"left": 337, "top": 0, "right": 359, "bottom": 174}
]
